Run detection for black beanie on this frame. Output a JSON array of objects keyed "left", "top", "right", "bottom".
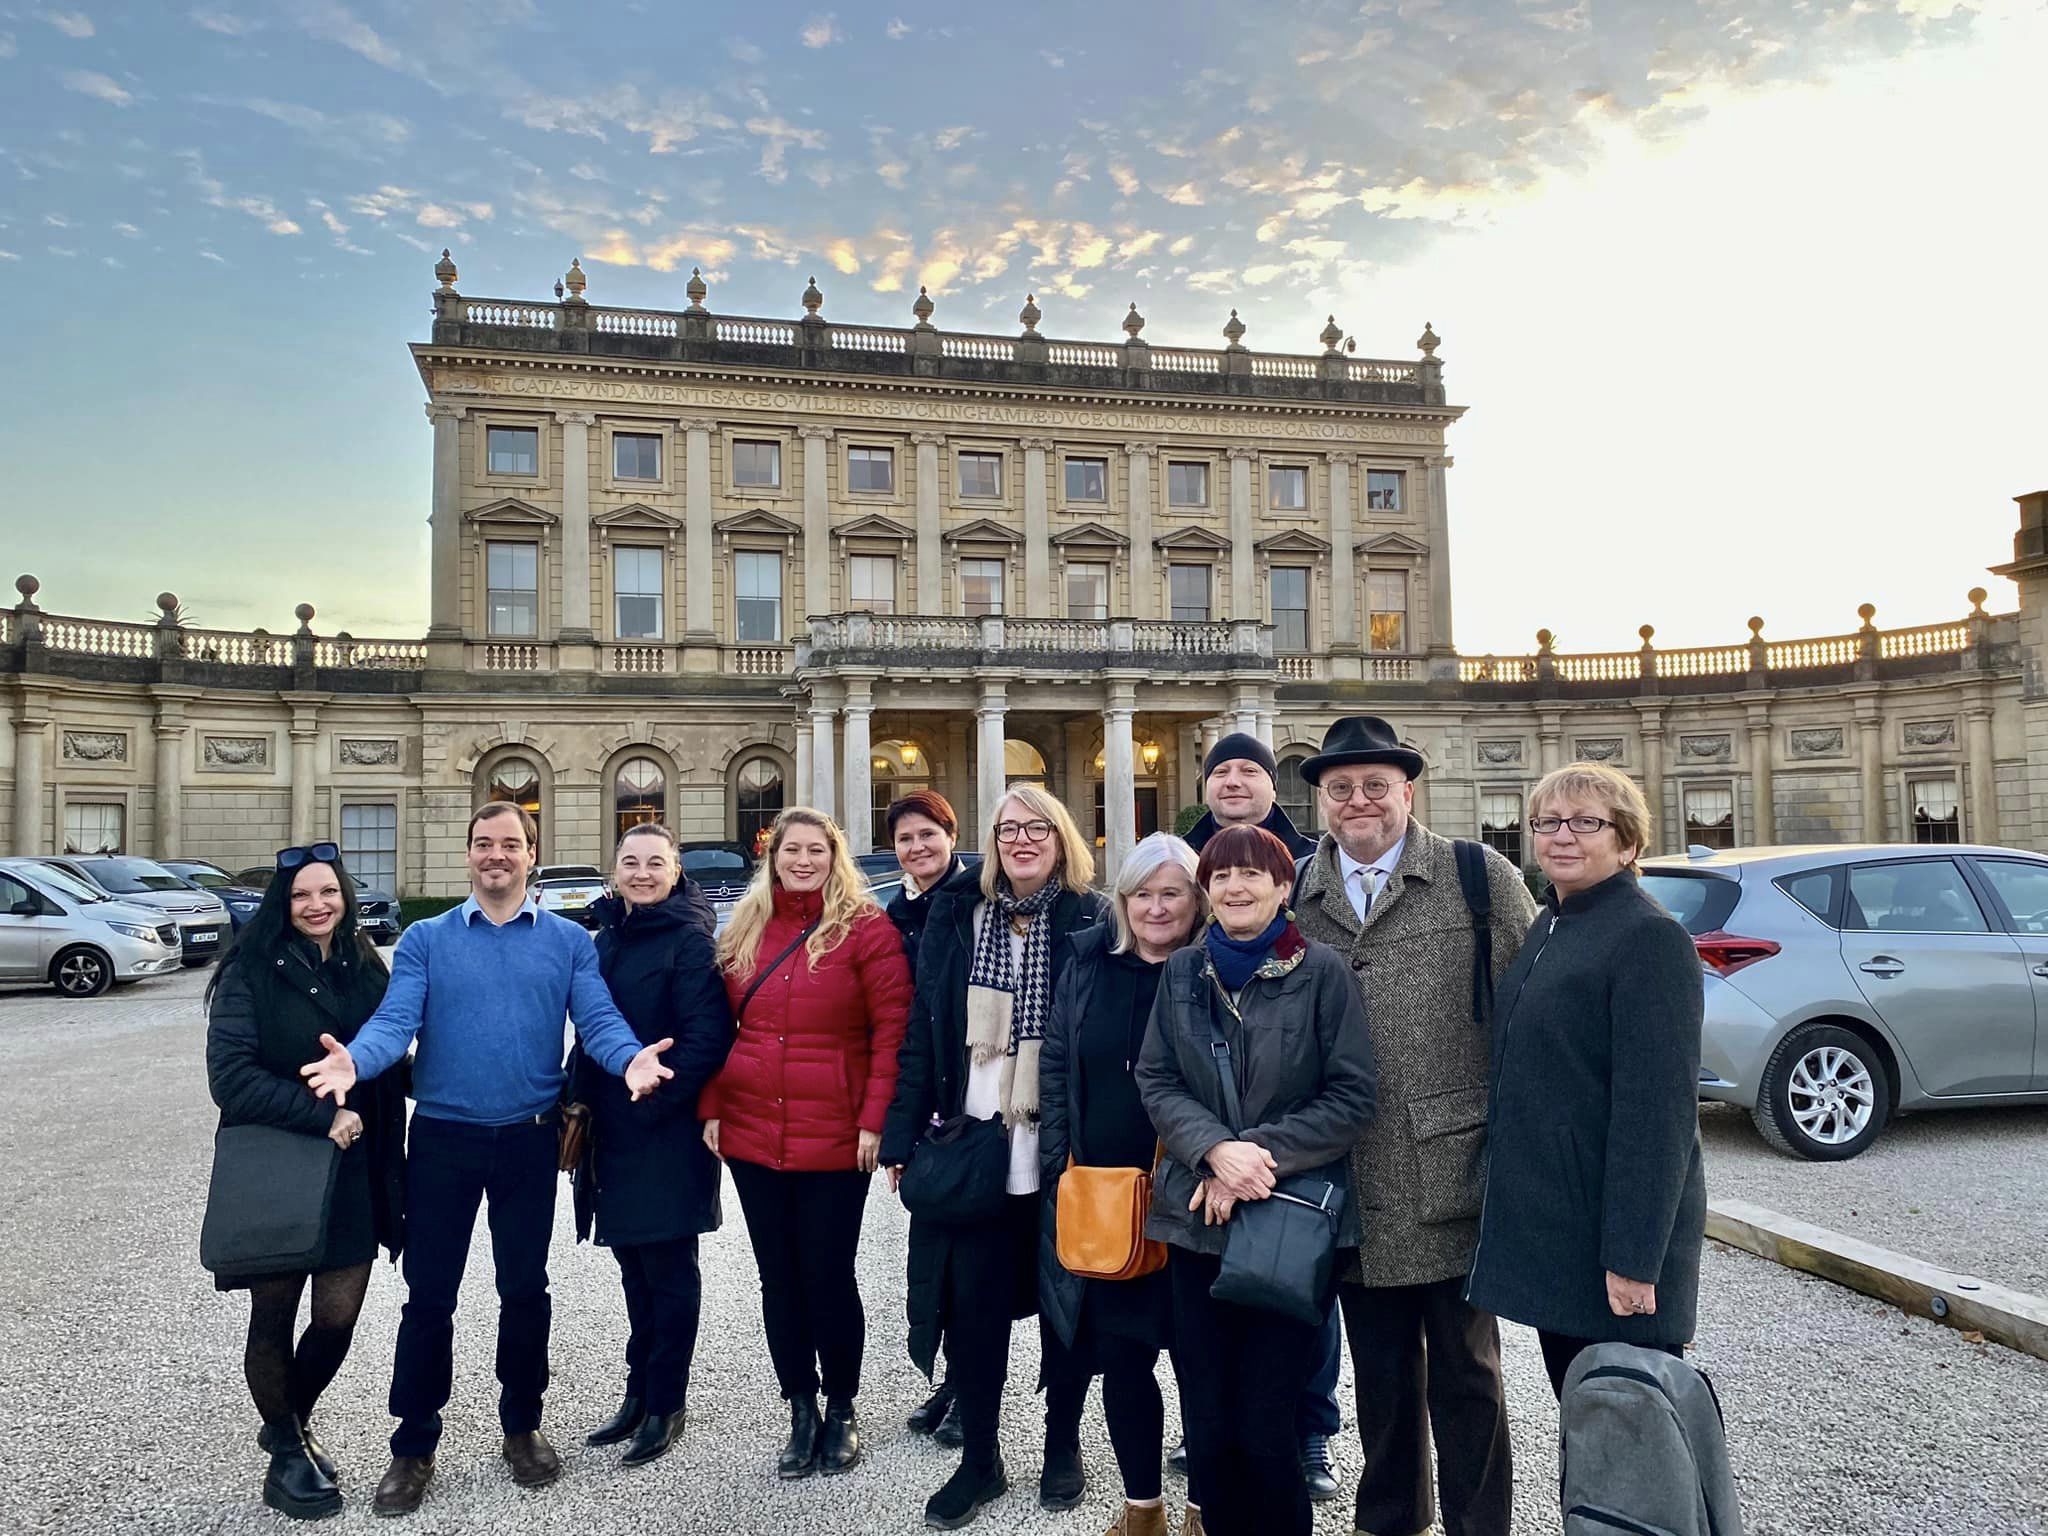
[{"left": 1204, "top": 732, "right": 1277, "bottom": 782}]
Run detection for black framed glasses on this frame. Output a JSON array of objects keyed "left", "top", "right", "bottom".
[
  {"left": 1318, "top": 777, "right": 1402, "bottom": 803},
  {"left": 276, "top": 841, "right": 340, "bottom": 870},
  {"left": 994, "top": 819, "right": 1055, "bottom": 845},
  {"left": 1527, "top": 815, "right": 1615, "bottom": 836}
]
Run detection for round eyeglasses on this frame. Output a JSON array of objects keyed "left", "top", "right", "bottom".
[
  {"left": 1528, "top": 815, "right": 1615, "bottom": 835},
  {"left": 1318, "top": 778, "right": 1401, "bottom": 803},
  {"left": 994, "top": 819, "right": 1055, "bottom": 844}
]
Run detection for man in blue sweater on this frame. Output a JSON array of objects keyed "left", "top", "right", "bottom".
[{"left": 302, "top": 802, "right": 674, "bottom": 1516}]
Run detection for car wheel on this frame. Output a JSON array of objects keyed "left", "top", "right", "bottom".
[
  {"left": 1753, "top": 1022, "right": 1892, "bottom": 1160},
  {"left": 50, "top": 946, "right": 113, "bottom": 999}
]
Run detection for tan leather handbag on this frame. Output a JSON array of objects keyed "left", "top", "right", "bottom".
[{"left": 1055, "top": 1147, "right": 1168, "bottom": 1282}]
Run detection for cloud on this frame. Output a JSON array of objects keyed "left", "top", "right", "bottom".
[
  {"left": 875, "top": 158, "right": 908, "bottom": 189},
  {"left": 746, "top": 115, "right": 826, "bottom": 182},
  {"left": 189, "top": 8, "right": 257, "bottom": 34},
  {"left": 44, "top": 11, "right": 95, "bottom": 39},
  {"left": 933, "top": 125, "right": 974, "bottom": 152},
  {"left": 826, "top": 239, "right": 860, "bottom": 274},
  {"left": 0, "top": 249, "right": 19, "bottom": 261},
  {"left": 177, "top": 147, "right": 302, "bottom": 233},
  {"left": 1159, "top": 182, "right": 1205, "bottom": 206},
  {"left": 507, "top": 85, "right": 732, "bottom": 155},
  {"left": 1040, "top": 50, "right": 1067, "bottom": 68},
  {"left": 1168, "top": 235, "right": 1196, "bottom": 256},
  {"left": 726, "top": 36, "right": 764, "bottom": 63},
  {"left": 297, "top": 1, "right": 404, "bottom": 71},
  {"left": 112, "top": 220, "right": 140, "bottom": 237},
  {"left": 44, "top": 212, "right": 70, "bottom": 227},
  {"left": 199, "top": 248, "right": 226, "bottom": 262},
  {"left": 416, "top": 203, "right": 463, "bottom": 228},
  {"left": 886, "top": 18, "right": 911, "bottom": 39},
  {"left": 800, "top": 13, "right": 840, "bottom": 48},
  {"left": 1108, "top": 162, "right": 1140, "bottom": 197},
  {"left": 62, "top": 70, "right": 132, "bottom": 106},
  {"left": 0, "top": 32, "right": 17, "bottom": 58},
  {"left": 192, "top": 94, "right": 411, "bottom": 155}
]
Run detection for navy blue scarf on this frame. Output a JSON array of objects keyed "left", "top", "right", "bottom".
[{"left": 1204, "top": 911, "right": 1289, "bottom": 991}]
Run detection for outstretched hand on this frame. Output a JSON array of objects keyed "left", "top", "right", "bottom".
[
  {"left": 625, "top": 1039, "right": 676, "bottom": 1101},
  {"left": 300, "top": 1034, "right": 357, "bottom": 1105}
]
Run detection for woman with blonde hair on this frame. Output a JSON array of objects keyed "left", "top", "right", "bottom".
[
  {"left": 699, "top": 807, "right": 912, "bottom": 1480},
  {"left": 881, "top": 783, "right": 1112, "bottom": 1529}
]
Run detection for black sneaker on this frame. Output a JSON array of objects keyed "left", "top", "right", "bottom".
[
  {"left": 1299, "top": 1433, "right": 1339, "bottom": 1502},
  {"left": 907, "top": 1381, "right": 956, "bottom": 1435},
  {"left": 1038, "top": 1443, "right": 1085, "bottom": 1511},
  {"left": 925, "top": 1457, "right": 1008, "bottom": 1530},
  {"left": 1167, "top": 1437, "right": 1188, "bottom": 1476},
  {"left": 932, "top": 1395, "right": 965, "bottom": 1450}
]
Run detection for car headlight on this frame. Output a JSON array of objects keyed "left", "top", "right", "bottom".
[{"left": 106, "top": 921, "right": 162, "bottom": 941}]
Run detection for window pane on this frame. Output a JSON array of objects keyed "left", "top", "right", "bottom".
[
  {"left": 958, "top": 453, "right": 1001, "bottom": 498},
  {"left": 850, "top": 555, "right": 896, "bottom": 613},
  {"left": 733, "top": 439, "right": 781, "bottom": 487},
  {"left": 1910, "top": 778, "right": 1961, "bottom": 845},
  {"left": 735, "top": 755, "right": 786, "bottom": 856},
  {"left": 616, "top": 594, "right": 660, "bottom": 639},
  {"left": 1269, "top": 466, "right": 1307, "bottom": 511},
  {"left": 735, "top": 552, "right": 782, "bottom": 642},
  {"left": 1066, "top": 562, "right": 1109, "bottom": 621},
  {"left": 487, "top": 426, "right": 538, "bottom": 476},
  {"left": 1366, "top": 469, "right": 1403, "bottom": 511},
  {"left": 1271, "top": 567, "right": 1308, "bottom": 651},
  {"left": 1974, "top": 859, "right": 2048, "bottom": 934},
  {"left": 1169, "top": 564, "right": 1210, "bottom": 623},
  {"left": 1275, "top": 756, "right": 1315, "bottom": 833},
  {"left": 340, "top": 802, "right": 398, "bottom": 889},
  {"left": 62, "top": 801, "right": 125, "bottom": 855},
  {"left": 1845, "top": 860, "right": 1987, "bottom": 933},
  {"left": 1065, "top": 457, "right": 1107, "bottom": 501},
  {"left": 486, "top": 541, "right": 539, "bottom": 637},
  {"left": 613, "top": 432, "right": 660, "bottom": 480},
  {"left": 1167, "top": 462, "right": 1208, "bottom": 506},
  {"left": 614, "top": 756, "right": 666, "bottom": 841},
  {"left": 613, "top": 545, "right": 663, "bottom": 638},
  {"left": 1366, "top": 569, "right": 1406, "bottom": 651},
  {"left": 961, "top": 558, "right": 1004, "bottom": 617},
  {"left": 1777, "top": 868, "right": 1835, "bottom": 922},
  {"left": 1271, "top": 567, "right": 1307, "bottom": 608},
  {"left": 1683, "top": 786, "right": 1736, "bottom": 850},
  {"left": 849, "top": 446, "right": 895, "bottom": 493},
  {"left": 1480, "top": 792, "right": 1523, "bottom": 866}
]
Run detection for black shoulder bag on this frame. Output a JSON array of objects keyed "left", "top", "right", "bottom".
[
  {"left": 1204, "top": 991, "right": 1345, "bottom": 1326},
  {"left": 200, "top": 1124, "right": 343, "bottom": 1280}
]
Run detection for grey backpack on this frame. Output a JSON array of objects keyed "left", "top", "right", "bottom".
[{"left": 1560, "top": 1344, "right": 1745, "bottom": 1536}]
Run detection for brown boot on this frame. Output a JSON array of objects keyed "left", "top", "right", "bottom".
[
  {"left": 502, "top": 1430, "right": 562, "bottom": 1488},
  {"left": 1104, "top": 1501, "right": 1169, "bottom": 1536},
  {"left": 1182, "top": 1504, "right": 1207, "bottom": 1536},
  {"left": 372, "top": 1455, "right": 433, "bottom": 1518}
]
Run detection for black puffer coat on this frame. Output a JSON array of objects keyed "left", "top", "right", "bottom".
[
  {"left": 570, "top": 883, "right": 735, "bottom": 1247},
  {"left": 885, "top": 855, "right": 965, "bottom": 973}
]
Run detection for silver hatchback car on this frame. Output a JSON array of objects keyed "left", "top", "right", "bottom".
[
  {"left": 0, "top": 858, "right": 184, "bottom": 996},
  {"left": 1642, "top": 844, "right": 2048, "bottom": 1160}
]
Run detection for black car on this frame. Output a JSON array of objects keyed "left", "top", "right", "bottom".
[{"left": 677, "top": 841, "right": 755, "bottom": 915}]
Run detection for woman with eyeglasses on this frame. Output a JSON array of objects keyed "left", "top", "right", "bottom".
[
  {"left": 1465, "top": 762, "right": 1707, "bottom": 1400},
  {"left": 205, "top": 843, "right": 405, "bottom": 1520},
  {"left": 881, "top": 784, "right": 1111, "bottom": 1530}
]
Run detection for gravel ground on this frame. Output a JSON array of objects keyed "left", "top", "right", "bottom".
[{"left": 2, "top": 967, "right": 2045, "bottom": 1535}]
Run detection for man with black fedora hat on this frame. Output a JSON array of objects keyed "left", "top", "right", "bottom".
[{"left": 1293, "top": 716, "right": 1536, "bottom": 1536}]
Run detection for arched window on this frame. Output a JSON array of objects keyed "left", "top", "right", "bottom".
[
  {"left": 1275, "top": 752, "right": 1316, "bottom": 838},
  {"left": 614, "top": 756, "right": 666, "bottom": 843},
  {"left": 487, "top": 755, "right": 544, "bottom": 853},
  {"left": 734, "top": 755, "right": 785, "bottom": 859}
]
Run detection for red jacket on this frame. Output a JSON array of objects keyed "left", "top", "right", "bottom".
[{"left": 699, "top": 887, "right": 912, "bottom": 1173}]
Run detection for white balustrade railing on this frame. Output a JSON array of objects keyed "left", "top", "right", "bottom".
[
  {"left": 1349, "top": 359, "right": 1421, "bottom": 384},
  {"left": 1150, "top": 349, "right": 1222, "bottom": 374},
  {"left": 482, "top": 642, "right": 544, "bottom": 671},
  {"left": 316, "top": 638, "right": 427, "bottom": 669},
  {"left": 1657, "top": 646, "right": 1747, "bottom": 678},
  {"left": 182, "top": 628, "right": 293, "bottom": 666},
  {"left": 1367, "top": 656, "right": 1414, "bottom": 681},
  {"left": 1250, "top": 355, "right": 1316, "bottom": 378},
  {"left": 725, "top": 646, "right": 793, "bottom": 676},
  {"left": 941, "top": 335, "right": 1017, "bottom": 361},
  {"left": 717, "top": 318, "right": 796, "bottom": 346},
  {"left": 1880, "top": 622, "right": 1971, "bottom": 659},
  {"left": 463, "top": 300, "right": 557, "bottom": 329},
  {"left": 39, "top": 616, "right": 159, "bottom": 659},
  {"left": 1047, "top": 343, "right": 1118, "bottom": 368},
  {"left": 1006, "top": 618, "right": 1107, "bottom": 652},
  {"left": 609, "top": 644, "right": 672, "bottom": 674},
  {"left": 1130, "top": 621, "right": 1231, "bottom": 655},
  {"left": 1554, "top": 652, "right": 1643, "bottom": 683},
  {"left": 830, "top": 326, "right": 907, "bottom": 354},
  {"left": 1459, "top": 656, "right": 1537, "bottom": 683},
  {"left": 594, "top": 308, "right": 680, "bottom": 338},
  {"left": 1278, "top": 655, "right": 1318, "bottom": 680}
]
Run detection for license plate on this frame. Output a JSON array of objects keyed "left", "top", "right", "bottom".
[
  {"left": 187, "top": 931, "right": 218, "bottom": 946},
  {"left": 559, "top": 893, "right": 588, "bottom": 907}
]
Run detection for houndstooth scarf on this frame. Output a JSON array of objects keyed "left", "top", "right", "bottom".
[{"left": 964, "top": 876, "right": 1060, "bottom": 1128}]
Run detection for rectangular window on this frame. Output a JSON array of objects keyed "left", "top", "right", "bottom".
[
  {"left": 1845, "top": 858, "right": 1986, "bottom": 932},
  {"left": 1065, "top": 456, "right": 1107, "bottom": 502},
  {"left": 1683, "top": 785, "right": 1737, "bottom": 850},
  {"left": 612, "top": 432, "right": 661, "bottom": 481},
  {"left": 1910, "top": 777, "right": 1961, "bottom": 845},
  {"left": 1268, "top": 465, "right": 1308, "bottom": 512},
  {"left": 957, "top": 452, "right": 1002, "bottom": 499},
  {"left": 1066, "top": 562, "right": 1110, "bottom": 621},
  {"left": 487, "top": 425, "right": 539, "bottom": 477},
  {"left": 486, "top": 540, "right": 539, "bottom": 637},
  {"left": 1271, "top": 567, "right": 1309, "bottom": 651},
  {"left": 1480, "top": 792, "right": 1523, "bottom": 868},
  {"left": 340, "top": 802, "right": 398, "bottom": 891},
  {"left": 848, "top": 446, "right": 895, "bottom": 494},
  {"left": 734, "top": 551, "right": 783, "bottom": 643},
  {"left": 1367, "top": 569, "right": 1407, "bottom": 652},
  {"left": 613, "top": 545, "right": 664, "bottom": 639},
  {"left": 960, "top": 558, "right": 1005, "bottom": 617},
  {"left": 1169, "top": 564, "right": 1211, "bottom": 623},
  {"left": 1366, "top": 469, "right": 1404, "bottom": 511},
  {"left": 849, "top": 554, "right": 897, "bottom": 614},
  {"left": 732, "top": 438, "right": 782, "bottom": 488},
  {"left": 1167, "top": 461, "right": 1209, "bottom": 507},
  {"left": 62, "top": 801, "right": 125, "bottom": 856}
]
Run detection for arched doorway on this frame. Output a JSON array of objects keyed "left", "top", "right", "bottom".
[
  {"left": 1004, "top": 739, "right": 1049, "bottom": 787},
  {"left": 869, "top": 738, "right": 932, "bottom": 849},
  {"left": 732, "top": 753, "right": 787, "bottom": 860},
  {"left": 479, "top": 752, "right": 545, "bottom": 856},
  {"left": 613, "top": 755, "right": 667, "bottom": 844}
]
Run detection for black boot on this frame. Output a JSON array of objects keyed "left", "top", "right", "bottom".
[
  {"left": 261, "top": 1417, "right": 342, "bottom": 1521},
  {"left": 586, "top": 1393, "right": 646, "bottom": 1447},
  {"left": 1038, "top": 1440, "right": 1085, "bottom": 1511},
  {"left": 924, "top": 1455, "right": 1008, "bottom": 1530},
  {"left": 778, "top": 1394, "right": 822, "bottom": 1480},
  {"left": 258, "top": 1419, "right": 337, "bottom": 1482},
  {"left": 621, "top": 1408, "right": 686, "bottom": 1467},
  {"left": 932, "top": 1395, "right": 965, "bottom": 1449},
  {"left": 817, "top": 1397, "right": 862, "bottom": 1474},
  {"left": 907, "top": 1379, "right": 956, "bottom": 1434}
]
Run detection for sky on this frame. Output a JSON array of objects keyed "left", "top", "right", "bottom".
[{"left": 1, "top": 0, "right": 2043, "bottom": 651}]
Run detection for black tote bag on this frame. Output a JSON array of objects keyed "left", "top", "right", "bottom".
[
  {"left": 897, "top": 1112, "right": 1010, "bottom": 1224},
  {"left": 199, "top": 1123, "right": 343, "bottom": 1279}
]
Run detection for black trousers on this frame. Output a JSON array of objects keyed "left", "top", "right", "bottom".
[
  {"left": 1170, "top": 1249, "right": 1321, "bottom": 1536},
  {"left": 727, "top": 1159, "right": 870, "bottom": 1402},
  {"left": 389, "top": 1114, "right": 557, "bottom": 1458},
  {"left": 1338, "top": 1278, "right": 1514, "bottom": 1536},
  {"left": 612, "top": 1235, "right": 702, "bottom": 1418},
  {"left": 1539, "top": 1330, "right": 1684, "bottom": 1400},
  {"left": 1073, "top": 1321, "right": 1165, "bottom": 1502}
]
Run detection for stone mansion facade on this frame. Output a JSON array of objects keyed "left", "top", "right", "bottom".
[{"left": 4, "top": 252, "right": 2044, "bottom": 896}]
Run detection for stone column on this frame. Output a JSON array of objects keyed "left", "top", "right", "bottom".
[
  {"left": 1745, "top": 703, "right": 1775, "bottom": 844},
  {"left": 1021, "top": 438, "right": 1053, "bottom": 618},
  {"left": 1231, "top": 686, "right": 1260, "bottom": 737},
  {"left": 794, "top": 705, "right": 814, "bottom": 812},
  {"left": 1328, "top": 453, "right": 1358, "bottom": 662},
  {"left": 799, "top": 427, "right": 835, "bottom": 626},
  {"left": 681, "top": 419, "right": 717, "bottom": 645},
  {"left": 1226, "top": 446, "right": 1257, "bottom": 619},
  {"left": 1856, "top": 700, "right": 1886, "bottom": 841},
  {"left": 809, "top": 704, "right": 838, "bottom": 821},
  {"left": 152, "top": 695, "right": 191, "bottom": 859},
  {"left": 288, "top": 705, "right": 321, "bottom": 845},
  {"left": 426, "top": 403, "right": 464, "bottom": 641},
  {"left": 1063, "top": 718, "right": 1093, "bottom": 831},
  {"left": 1967, "top": 701, "right": 1999, "bottom": 843},
  {"left": 944, "top": 720, "right": 972, "bottom": 836},
  {"left": 1637, "top": 705, "right": 1667, "bottom": 854},
  {"left": 1200, "top": 716, "right": 1222, "bottom": 764},
  {"left": 1124, "top": 443, "right": 1158, "bottom": 619},
  {"left": 1538, "top": 711, "right": 1565, "bottom": 775},
  {"left": 1421, "top": 455, "right": 1457, "bottom": 657},
  {"left": 976, "top": 680, "right": 1009, "bottom": 846},
  {"left": 1102, "top": 681, "right": 1138, "bottom": 883},
  {"left": 10, "top": 708, "right": 48, "bottom": 856},
  {"left": 555, "top": 411, "right": 595, "bottom": 645},
  {"left": 843, "top": 677, "right": 874, "bottom": 854},
  {"left": 912, "top": 433, "right": 946, "bottom": 613}
]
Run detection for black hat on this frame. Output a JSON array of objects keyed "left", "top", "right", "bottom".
[
  {"left": 1203, "top": 732, "right": 1278, "bottom": 782},
  {"left": 1296, "top": 716, "right": 1424, "bottom": 785}
]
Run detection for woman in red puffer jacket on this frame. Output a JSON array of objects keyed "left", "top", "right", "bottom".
[{"left": 701, "top": 806, "right": 911, "bottom": 1482}]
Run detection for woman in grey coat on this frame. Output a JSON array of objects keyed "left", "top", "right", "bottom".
[{"left": 1465, "top": 762, "right": 1707, "bottom": 1398}]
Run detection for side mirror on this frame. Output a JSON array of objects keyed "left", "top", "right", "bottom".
[{"left": 9, "top": 899, "right": 43, "bottom": 918}]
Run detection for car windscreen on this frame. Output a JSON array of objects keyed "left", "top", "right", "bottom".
[
  {"left": 684, "top": 850, "right": 750, "bottom": 876},
  {"left": 23, "top": 864, "right": 108, "bottom": 903},
  {"left": 82, "top": 858, "right": 190, "bottom": 893},
  {"left": 1639, "top": 872, "right": 1740, "bottom": 935},
  {"left": 175, "top": 868, "right": 233, "bottom": 889}
]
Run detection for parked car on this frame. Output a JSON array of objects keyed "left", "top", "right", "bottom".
[
  {"left": 230, "top": 863, "right": 404, "bottom": 944},
  {"left": 159, "top": 859, "right": 266, "bottom": 932},
  {"left": 677, "top": 841, "right": 755, "bottom": 931},
  {"left": 33, "top": 855, "right": 230, "bottom": 967},
  {"left": 857, "top": 849, "right": 983, "bottom": 887},
  {"left": 530, "top": 864, "right": 606, "bottom": 929},
  {"left": 1642, "top": 843, "right": 2048, "bottom": 1161},
  {"left": 0, "top": 857, "right": 184, "bottom": 997}
]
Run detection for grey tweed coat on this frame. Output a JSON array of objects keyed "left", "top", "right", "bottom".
[{"left": 1294, "top": 820, "right": 1537, "bottom": 1288}]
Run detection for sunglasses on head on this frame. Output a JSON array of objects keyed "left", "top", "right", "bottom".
[{"left": 276, "top": 842, "right": 340, "bottom": 871}]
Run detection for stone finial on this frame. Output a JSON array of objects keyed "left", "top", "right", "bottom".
[
  {"left": 1747, "top": 615, "right": 1765, "bottom": 636},
  {"left": 912, "top": 284, "right": 935, "bottom": 327},
  {"left": 434, "top": 248, "right": 457, "bottom": 291},
  {"left": 1123, "top": 302, "right": 1145, "bottom": 339},
  {"left": 1639, "top": 624, "right": 1656, "bottom": 643},
  {"left": 801, "top": 275, "right": 824, "bottom": 315},
  {"left": 294, "top": 603, "right": 316, "bottom": 632},
  {"left": 15, "top": 574, "right": 39, "bottom": 603},
  {"left": 562, "top": 257, "right": 587, "bottom": 303},
  {"left": 1320, "top": 315, "right": 1344, "bottom": 353},
  {"left": 1222, "top": 309, "right": 1247, "bottom": 349},
  {"left": 156, "top": 592, "right": 180, "bottom": 618},
  {"left": 1536, "top": 628, "right": 1555, "bottom": 654},
  {"left": 1857, "top": 602, "right": 1877, "bottom": 627},
  {"left": 1417, "top": 321, "right": 1440, "bottom": 357},
  {"left": 685, "top": 266, "right": 709, "bottom": 312},
  {"left": 1969, "top": 586, "right": 1989, "bottom": 615},
  {"left": 1019, "top": 293, "right": 1042, "bottom": 333}
]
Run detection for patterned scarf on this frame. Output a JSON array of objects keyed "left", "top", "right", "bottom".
[{"left": 964, "top": 875, "right": 1061, "bottom": 1127}]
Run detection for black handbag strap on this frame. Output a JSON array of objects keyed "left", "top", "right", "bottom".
[
  {"left": 1203, "top": 986, "right": 1248, "bottom": 1139},
  {"left": 739, "top": 920, "right": 820, "bottom": 1020}
]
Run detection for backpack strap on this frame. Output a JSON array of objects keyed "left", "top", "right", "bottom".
[
  {"left": 1291, "top": 852, "right": 1313, "bottom": 910},
  {"left": 1451, "top": 839, "right": 1493, "bottom": 1026}
]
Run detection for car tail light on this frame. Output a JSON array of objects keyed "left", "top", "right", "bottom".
[{"left": 1693, "top": 930, "right": 1780, "bottom": 976}]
